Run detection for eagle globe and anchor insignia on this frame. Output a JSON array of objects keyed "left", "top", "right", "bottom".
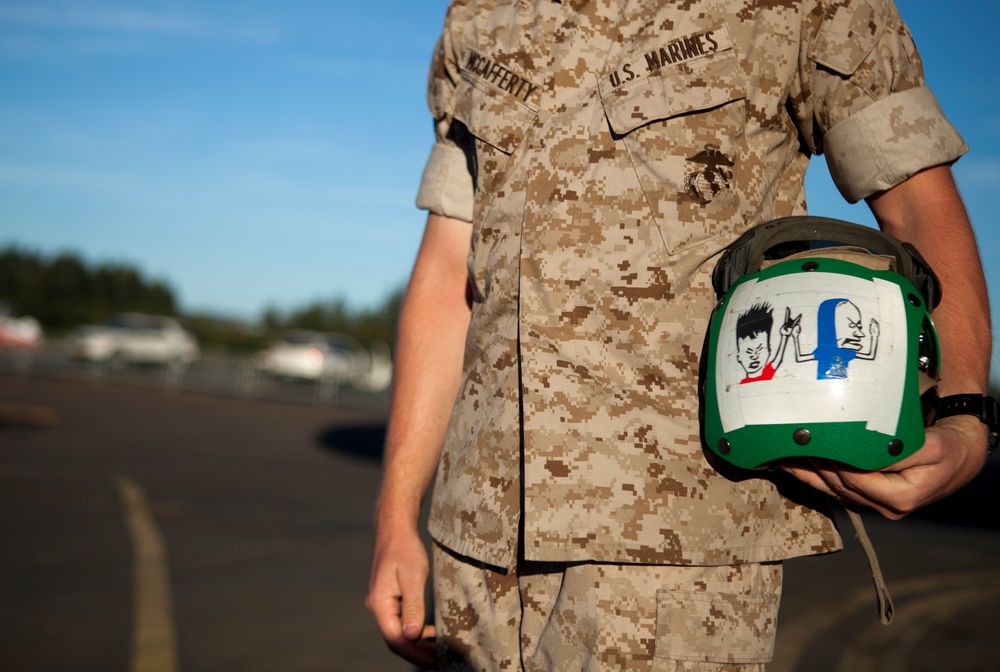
[
  {"left": 684, "top": 143, "right": 734, "bottom": 204},
  {"left": 702, "top": 217, "right": 941, "bottom": 472}
]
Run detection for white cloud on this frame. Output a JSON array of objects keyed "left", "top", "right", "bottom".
[
  {"left": 0, "top": 162, "right": 129, "bottom": 191},
  {"left": 0, "top": 4, "right": 205, "bottom": 37}
]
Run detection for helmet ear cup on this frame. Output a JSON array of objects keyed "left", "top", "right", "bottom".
[
  {"left": 917, "top": 314, "right": 942, "bottom": 426},
  {"left": 702, "top": 218, "right": 940, "bottom": 471}
]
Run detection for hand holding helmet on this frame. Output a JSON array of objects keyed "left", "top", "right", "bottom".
[{"left": 703, "top": 216, "right": 942, "bottom": 471}]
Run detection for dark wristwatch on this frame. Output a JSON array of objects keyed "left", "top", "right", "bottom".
[{"left": 932, "top": 394, "right": 1000, "bottom": 455}]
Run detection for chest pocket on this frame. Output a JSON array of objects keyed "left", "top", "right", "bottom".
[
  {"left": 453, "top": 75, "right": 537, "bottom": 153},
  {"left": 452, "top": 60, "right": 540, "bottom": 201},
  {"left": 599, "top": 26, "right": 748, "bottom": 255}
]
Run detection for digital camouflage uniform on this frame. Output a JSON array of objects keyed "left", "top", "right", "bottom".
[{"left": 414, "top": 0, "right": 966, "bottom": 668}]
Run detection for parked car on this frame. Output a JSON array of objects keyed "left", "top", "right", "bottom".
[
  {"left": 0, "top": 314, "right": 43, "bottom": 350},
  {"left": 253, "top": 330, "right": 369, "bottom": 384},
  {"left": 66, "top": 313, "right": 199, "bottom": 369},
  {"left": 356, "top": 339, "right": 393, "bottom": 393}
]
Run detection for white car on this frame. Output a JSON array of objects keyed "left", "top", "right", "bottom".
[
  {"left": 0, "top": 315, "right": 43, "bottom": 350},
  {"left": 253, "top": 331, "right": 368, "bottom": 384},
  {"left": 66, "top": 313, "right": 199, "bottom": 369},
  {"left": 356, "top": 339, "right": 393, "bottom": 392}
]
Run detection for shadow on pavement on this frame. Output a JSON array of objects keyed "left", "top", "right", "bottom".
[
  {"left": 316, "top": 423, "right": 387, "bottom": 461},
  {"left": 0, "top": 402, "right": 60, "bottom": 428}
]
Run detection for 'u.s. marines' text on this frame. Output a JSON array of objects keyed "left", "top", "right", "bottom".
[{"left": 608, "top": 30, "right": 720, "bottom": 89}]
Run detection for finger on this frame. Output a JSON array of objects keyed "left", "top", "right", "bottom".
[
  {"left": 813, "top": 458, "right": 935, "bottom": 519},
  {"left": 368, "top": 587, "right": 404, "bottom": 641},
  {"left": 804, "top": 459, "right": 886, "bottom": 502},
  {"left": 369, "top": 583, "right": 437, "bottom": 667},
  {"left": 779, "top": 462, "right": 833, "bottom": 496},
  {"left": 367, "top": 559, "right": 415, "bottom": 640},
  {"left": 386, "top": 625, "right": 438, "bottom": 669},
  {"left": 824, "top": 468, "right": 912, "bottom": 517},
  {"left": 780, "top": 460, "right": 902, "bottom": 517}
]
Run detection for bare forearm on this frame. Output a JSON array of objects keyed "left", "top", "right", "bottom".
[
  {"left": 366, "top": 214, "right": 471, "bottom": 666},
  {"left": 375, "top": 214, "right": 473, "bottom": 531},
  {"left": 867, "top": 165, "right": 992, "bottom": 396}
]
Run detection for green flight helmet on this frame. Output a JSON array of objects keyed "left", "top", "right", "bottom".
[{"left": 702, "top": 216, "right": 942, "bottom": 471}]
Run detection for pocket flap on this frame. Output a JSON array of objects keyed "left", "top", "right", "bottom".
[
  {"left": 600, "top": 27, "right": 745, "bottom": 136},
  {"left": 655, "top": 589, "right": 779, "bottom": 663},
  {"left": 808, "top": 0, "right": 887, "bottom": 75},
  {"left": 454, "top": 52, "right": 539, "bottom": 155}
]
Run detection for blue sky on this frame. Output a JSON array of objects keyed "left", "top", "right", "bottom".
[{"left": 1, "top": 1, "right": 997, "bottom": 381}]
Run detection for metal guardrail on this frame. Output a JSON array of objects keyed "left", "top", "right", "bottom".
[{"left": 0, "top": 343, "right": 391, "bottom": 413}]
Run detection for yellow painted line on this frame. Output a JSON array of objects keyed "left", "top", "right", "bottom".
[{"left": 116, "top": 475, "right": 180, "bottom": 672}]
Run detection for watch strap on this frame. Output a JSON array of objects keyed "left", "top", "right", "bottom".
[{"left": 934, "top": 394, "right": 1000, "bottom": 455}]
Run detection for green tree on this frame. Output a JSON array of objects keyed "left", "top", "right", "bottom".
[
  {"left": 0, "top": 246, "right": 178, "bottom": 329},
  {"left": 0, "top": 243, "right": 407, "bottom": 355}
]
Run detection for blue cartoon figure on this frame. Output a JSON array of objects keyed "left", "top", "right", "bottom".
[{"left": 793, "top": 298, "right": 879, "bottom": 379}]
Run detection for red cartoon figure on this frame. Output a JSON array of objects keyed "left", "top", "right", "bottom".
[{"left": 736, "top": 302, "right": 800, "bottom": 384}]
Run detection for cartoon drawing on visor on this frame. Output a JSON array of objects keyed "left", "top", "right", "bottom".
[
  {"left": 736, "top": 303, "right": 800, "bottom": 384},
  {"left": 792, "top": 298, "right": 880, "bottom": 380}
]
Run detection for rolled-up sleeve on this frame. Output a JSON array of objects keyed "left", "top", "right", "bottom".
[
  {"left": 415, "top": 18, "right": 476, "bottom": 223},
  {"left": 416, "top": 142, "right": 475, "bottom": 222},
  {"left": 796, "top": 0, "right": 968, "bottom": 202},
  {"left": 824, "top": 86, "right": 967, "bottom": 202}
]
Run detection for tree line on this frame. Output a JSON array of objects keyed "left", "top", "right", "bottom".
[{"left": 0, "top": 246, "right": 403, "bottom": 352}]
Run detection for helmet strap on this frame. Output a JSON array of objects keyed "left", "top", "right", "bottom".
[{"left": 844, "top": 504, "right": 895, "bottom": 625}]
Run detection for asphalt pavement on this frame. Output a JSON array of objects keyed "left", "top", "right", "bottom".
[{"left": 1, "top": 372, "right": 997, "bottom": 671}]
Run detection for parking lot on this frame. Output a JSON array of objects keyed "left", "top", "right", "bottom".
[
  {"left": 0, "top": 340, "right": 390, "bottom": 411},
  {"left": 1, "top": 367, "right": 998, "bottom": 671}
]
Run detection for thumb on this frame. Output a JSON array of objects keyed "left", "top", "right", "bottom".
[{"left": 398, "top": 570, "right": 428, "bottom": 640}]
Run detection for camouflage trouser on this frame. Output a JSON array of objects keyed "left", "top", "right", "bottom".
[{"left": 432, "top": 543, "right": 782, "bottom": 672}]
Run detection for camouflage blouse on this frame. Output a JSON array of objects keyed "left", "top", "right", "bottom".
[{"left": 416, "top": 0, "right": 967, "bottom": 569}]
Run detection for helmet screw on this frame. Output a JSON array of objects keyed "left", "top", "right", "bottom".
[
  {"left": 717, "top": 438, "right": 731, "bottom": 455},
  {"left": 802, "top": 261, "right": 819, "bottom": 272},
  {"left": 888, "top": 439, "right": 904, "bottom": 456},
  {"left": 793, "top": 428, "right": 811, "bottom": 445},
  {"left": 908, "top": 293, "right": 921, "bottom": 307}
]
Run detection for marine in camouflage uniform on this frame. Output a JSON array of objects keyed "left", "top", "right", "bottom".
[{"left": 370, "top": 0, "right": 980, "bottom": 670}]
